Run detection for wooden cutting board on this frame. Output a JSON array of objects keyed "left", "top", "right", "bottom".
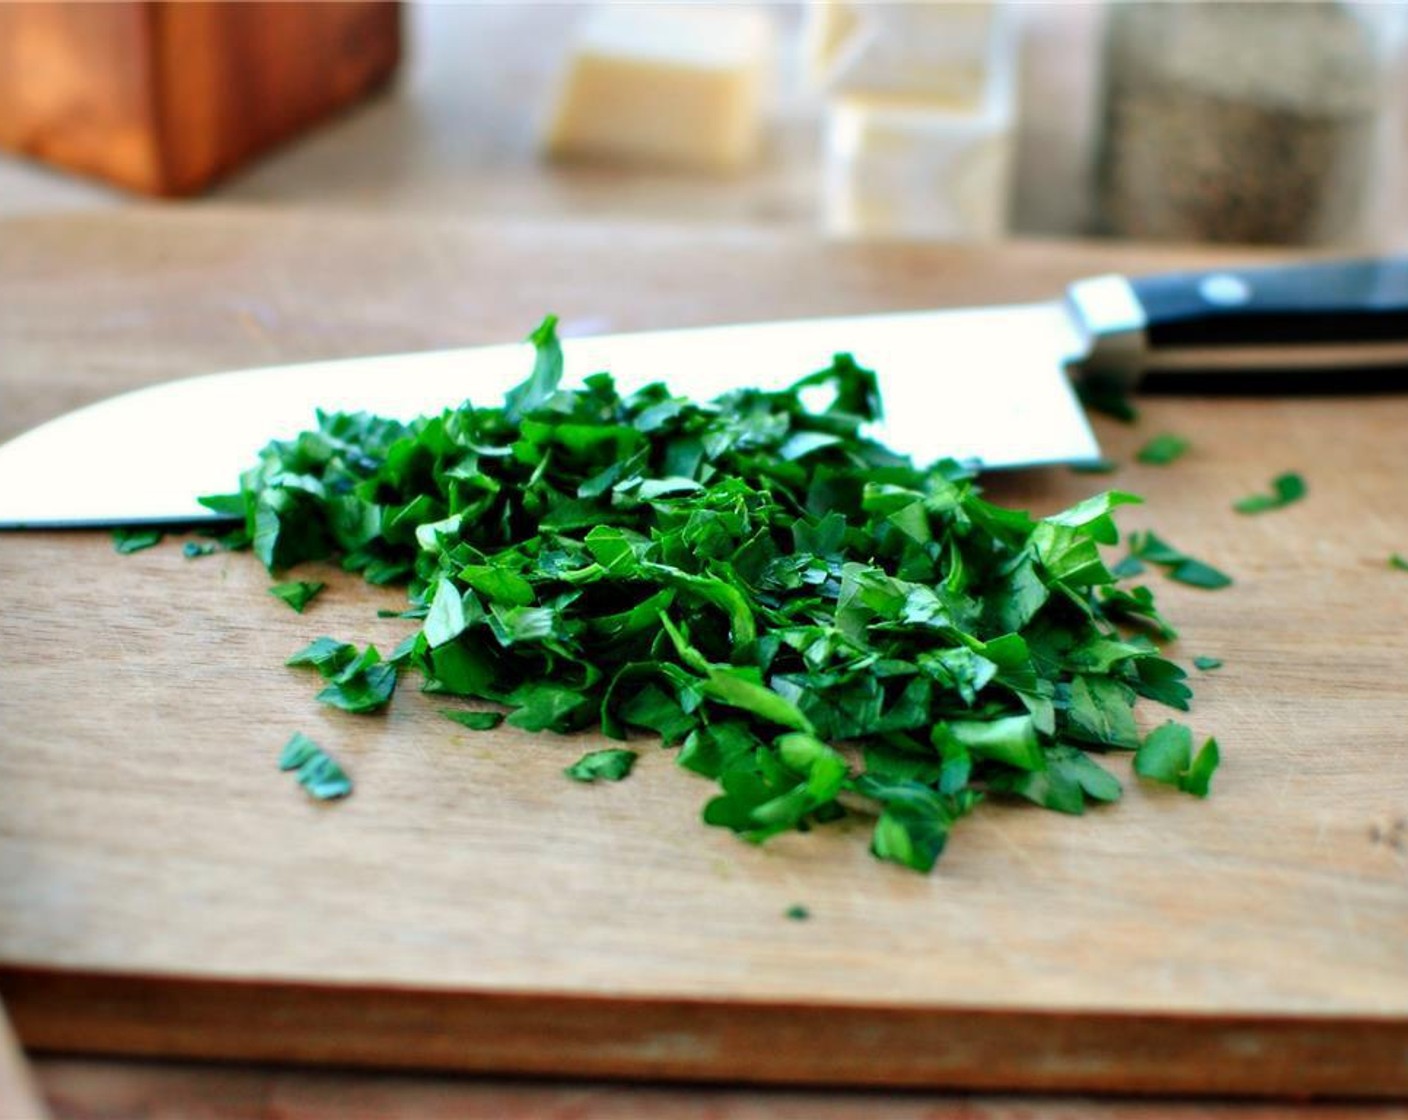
[{"left": 2, "top": 210, "right": 1406, "bottom": 1098}]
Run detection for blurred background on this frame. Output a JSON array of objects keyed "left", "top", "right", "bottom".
[{"left": 1, "top": 0, "right": 1404, "bottom": 249}]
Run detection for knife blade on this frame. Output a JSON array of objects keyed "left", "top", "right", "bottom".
[{"left": 1, "top": 255, "right": 1405, "bottom": 527}]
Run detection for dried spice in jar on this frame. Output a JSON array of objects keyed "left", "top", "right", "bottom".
[{"left": 1094, "top": 1, "right": 1392, "bottom": 245}]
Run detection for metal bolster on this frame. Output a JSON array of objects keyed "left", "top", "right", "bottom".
[{"left": 1064, "top": 274, "right": 1148, "bottom": 384}]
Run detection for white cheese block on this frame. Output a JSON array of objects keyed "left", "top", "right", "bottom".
[
  {"left": 544, "top": 5, "right": 775, "bottom": 173},
  {"left": 804, "top": 1, "right": 996, "bottom": 108},
  {"left": 822, "top": 92, "right": 1015, "bottom": 241}
]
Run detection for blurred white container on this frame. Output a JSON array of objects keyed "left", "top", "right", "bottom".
[
  {"left": 805, "top": 2, "right": 995, "bottom": 109},
  {"left": 819, "top": 4, "right": 1016, "bottom": 241}
]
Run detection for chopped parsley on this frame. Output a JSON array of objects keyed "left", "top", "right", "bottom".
[
  {"left": 1136, "top": 433, "right": 1190, "bottom": 466},
  {"left": 1235, "top": 472, "right": 1306, "bottom": 514},
  {"left": 565, "top": 748, "right": 638, "bottom": 783},
  {"left": 112, "top": 528, "right": 163, "bottom": 554},
  {"left": 1193, "top": 656, "right": 1222, "bottom": 671},
  {"left": 1390, "top": 554, "right": 1408, "bottom": 572},
  {"left": 279, "top": 732, "right": 352, "bottom": 800},
  {"left": 1127, "top": 531, "right": 1233, "bottom": 590},
  {"left": 286, "top": 637, "right": 396, "bottom": 713},
  {"left": 1075, "top": 375, "right": 1139, "bottom": 423},
  {"left": 205, "top": 317, "right": 1220, "bottom": 871},
  {"left": 1134, "top": 722, "right": 1219, "bottom": 797},
  {"left": 269, "top": 580, "right": 326, "bottom": 613},
  {"left": 441, "top": 709, "right": 506, "bottom": 731}
]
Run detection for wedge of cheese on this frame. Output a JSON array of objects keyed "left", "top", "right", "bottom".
[
  {"left": 544, "top": 5, "right": 775, "bottom": 173},
  {"left": 816, "top": 2, "right": 1016, "bottom": 242},
  {"left": 822, "top": 91, "right": 1015, "bottom": 241},
  {"left": 804, "top": 1, "right": 995, "bottom": 108}
]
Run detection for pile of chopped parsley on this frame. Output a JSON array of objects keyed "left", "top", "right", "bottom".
[{"left": 200, "top": 317, "right": 1219, "bottom": 871}]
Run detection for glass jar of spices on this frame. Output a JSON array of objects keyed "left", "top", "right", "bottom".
[{"left": 1094, "top": 1, "right": 1405, "bottom": 245}]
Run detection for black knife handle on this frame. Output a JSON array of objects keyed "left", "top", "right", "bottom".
[
  {"left": 1067, "top": 257, "right": 1408, "bottom": 388},
  {"left": 1133, "top": 257, "right": 1408, "bottom": 350}
]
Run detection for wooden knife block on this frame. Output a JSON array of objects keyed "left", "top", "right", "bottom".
[{"left": 0, "top": 1, "right": 401, "bottom": 196}]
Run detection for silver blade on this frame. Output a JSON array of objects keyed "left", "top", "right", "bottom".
[{"left": 0, "top": 302, "right": 1096, "bottom": 527}]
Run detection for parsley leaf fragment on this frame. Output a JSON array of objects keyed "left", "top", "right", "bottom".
[
  {"left": 1136, "top": 433, "right": 1190, "bottom": 466},
  {"left": 279, "top": 732, "right": 353, "bottom": 800},
  {"left": 112, "top": 528, "right": 163, "bottom": 554},
  {"left": 1075, "top": 375, "right": 1139, "bottom": 422},
  {"left": 287, "top": 637, "right": 397, "bottom": 714},
  {"left": 441, "top": 709, "right": 505, "bottom": 731},
  {"left": 1390, "top": 554, "right": 1408, "bottom": 572},
  {"left": 1234, "top": 472, "right": 1306, "bottom": 514},
  {"left": 565, "top": 748, "right": 638, "bottom": 783},
  {"left": 1127, "top": 531, "right": 1233, "bottom": 589},
  {"left": 269, "top": 580, "right": 326, "bottom": 613},
  {"left": 1193, "top": 656, "right": 1222, "bottom": 671},
  {"left": 1134, "top": 721, "right": 1219, "bottom": 797}
]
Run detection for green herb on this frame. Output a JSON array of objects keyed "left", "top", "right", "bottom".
[
  {"left": 1127, "top": 531, "right": 1233, "bottom": 589},
  {"left": 1136, "top": 433, "right": 1190, "bottom": 466},
  {"left": 286, "top": 637, "right": 396, "bottom": 714},
  {"left": 113, "top": 528, "right": 163, "bottom": 554},
  {"left": 1133, "top": 721, "right": 1219, "bottom": 797},
  {"left": 441, "top": 709, "right": 505, "bottom": 731},
  {"left": 565, "top": 748, "right": 638, "bottom": 783},
  {"left": 269, "top": 580, "right": 326, "bottom": 613},
  {"left": 1075, "top": 375, "right": 1139, "bottom": 422},
  {"left": 1193, "top": 656, "right": 1222, "bottom": 671},
  {"left": 1234, "top": 472, "right": 1306, "bottom": 514},
  {"left": 279, "top": 732, "right": 353, "bottom": 800},
  {"left": 1390, "top": 554, "right": 1408, "bottom": 572},
  {"left": 785, "top": 904, "right": 811, "bottom": 921},
  {"left": 287, "top": 636, "right": 354, "bottom": 671},
  {"left": 208, "top": 317, "right": 1217, "bottom": 872},
  {"left": 183, "top": 540, "right": 217, "bottom": 559}
]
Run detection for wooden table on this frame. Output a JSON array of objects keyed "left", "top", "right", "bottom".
[{"left": 4, "top": 208, "right": 1408, "bottom": 1118}]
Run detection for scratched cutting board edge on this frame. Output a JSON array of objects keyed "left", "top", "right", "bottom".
[{"left": 1, "top": 210, "right": 1407, "bottom": 1097}]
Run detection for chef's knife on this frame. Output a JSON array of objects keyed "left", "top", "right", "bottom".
[{"left": 1, "top": 256, "right": 1405, "bottom": 528}]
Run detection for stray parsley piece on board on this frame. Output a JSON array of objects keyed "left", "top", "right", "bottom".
[
  {"left": 1390, "top": 554, "right": 1408, "bottom": 572},
  {"left": 1127, "top": 531, "right": 1233, "bottom": 590},
  {"left": 112, "top": 528, "right": 163, "bottom": 554},
  {"left": 1134, "top": 721, "right": 1219, "bottom": 797},
  {"left": 183, "top": 540, "right": 218, "bottom": 559},
  {"left": 1075, "top": 375, "right": 1139, "bottom": 423},
  {"left": 286, "top": 635, "right": 357, "bottom": 673},
  {"left": 279, "top": 732, "right": 353, "bottom": 800},
  {"left": 269, "top": 580, "right": 326, "bottom": 613},
  {"left": 565, "top": 748, "right": 638, "bottom": 783},
  {"left": 1193, "top": 656, "right": 1222, "bottom": 671},
  {"left": 785, "top": 904, "right": 811, "bottom": 921},
  {"left": 1136, "top": 433, "right": 1190, "bottom": 466},
  {"left": 1234, "top": 472, "right": 1306, "bottom": 514},
  {"left": 286, "top": 637, "right": 397, "bottom": 714},
  {"left": 213, "top": 315, "right": 1218, "bottom": 872},
  {"left": 441, "top": 709, "right": 505, "bottom": 731}
]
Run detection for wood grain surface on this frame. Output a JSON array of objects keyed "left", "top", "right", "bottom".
[
  {"left": 29, "top": 1056, "right": 1408, "bottom": 1120},
  {"left": 1, "top": 210, "right": 1406, "bottom": 1098}
]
